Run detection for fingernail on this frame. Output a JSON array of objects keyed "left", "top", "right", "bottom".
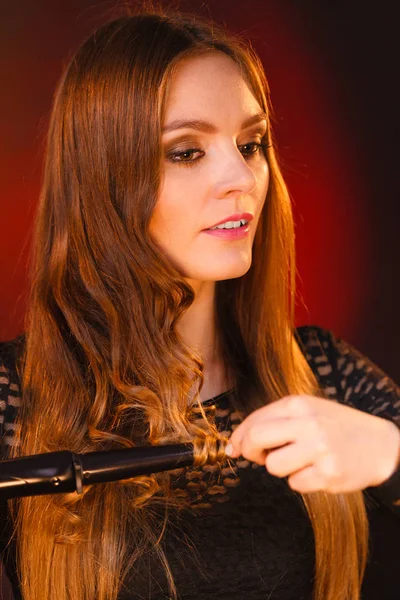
[{"left": 225, "top": 443, "right": 233, "bottom": 456}]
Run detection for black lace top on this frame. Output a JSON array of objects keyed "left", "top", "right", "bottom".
[{"left": 0, "top": 326, "right": 399, "bottom": 600}]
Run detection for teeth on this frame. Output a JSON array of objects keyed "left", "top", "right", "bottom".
[{"left": 210, "top": 219, "right": 248, "bottom": 230}]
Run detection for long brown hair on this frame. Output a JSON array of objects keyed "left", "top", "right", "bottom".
[{"left": 11, "top": 3, "right": 368, "bottom": 599}]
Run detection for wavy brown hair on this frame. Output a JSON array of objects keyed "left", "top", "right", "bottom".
[{"left": 11, "top": 3, "right": 368, "bottom": 600}]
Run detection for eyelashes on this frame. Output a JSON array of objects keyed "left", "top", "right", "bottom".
[{"left": 165, "top": 141, "right": 272, "bottom": 168}]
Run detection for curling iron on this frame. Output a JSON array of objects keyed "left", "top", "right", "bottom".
[{"left": 0, "top": 443, "right": 197, "bottom": 500}]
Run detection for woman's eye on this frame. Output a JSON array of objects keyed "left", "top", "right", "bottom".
[
  {"left": 166, "top": 141, "right": 271, "bottom": 168},
  {"left": 239, "top": 141, "right": 269, "bottom": 156},
  {"left": 167, "top": 148, "right": 204, "bottom": 167}
]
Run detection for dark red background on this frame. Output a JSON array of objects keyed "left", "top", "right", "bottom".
[{"left": 1, "top": 0, "right": 399, "bottom": 380}]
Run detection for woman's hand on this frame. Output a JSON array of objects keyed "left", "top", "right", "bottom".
[{"left": 225, "top": 395, "right": 400, "bottom": 494}]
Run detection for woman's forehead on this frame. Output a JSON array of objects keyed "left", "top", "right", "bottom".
[{"left": 163, "top": 53, "right": 264, "bottom": 130}]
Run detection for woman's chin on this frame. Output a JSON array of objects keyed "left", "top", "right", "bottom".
[{"left": 186, "top": 261, "right": 252, "bottom": 282}]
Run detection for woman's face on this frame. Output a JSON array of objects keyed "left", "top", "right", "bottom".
[{"left": 149, "top": 51, "right": 270, "bottom": 284}]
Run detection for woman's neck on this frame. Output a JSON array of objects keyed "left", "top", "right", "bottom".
[
  {"left": 176, "top": 280, "right": 231, "bottom": 401},
  {"left": 177, "top": 280, "right": 217, "bottom": 363}
]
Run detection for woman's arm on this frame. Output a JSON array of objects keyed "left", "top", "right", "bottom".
[
  {"left": 306, "top": 326, "right": 400, "bottom": 511},
  {"left": 226, "top": 326, "right": 400, "bottom": 513}
]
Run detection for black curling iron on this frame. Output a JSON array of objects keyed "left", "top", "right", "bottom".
[{"left": 0, "top": 443, "right": 197, "bottom": 500}]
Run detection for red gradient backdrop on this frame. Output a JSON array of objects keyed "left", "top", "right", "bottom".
[{"left": 1, "top": 1, "right": 398, "bottom": 378}]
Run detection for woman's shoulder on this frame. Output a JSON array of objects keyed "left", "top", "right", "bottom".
[
  {"left": 0, "top": 334, "right": 25, "bottom": 448},
  {"left": 295, "top": 323, "right": 338, "bottom": 354},
  {"left": 295, "top": 323, "right": 389, "bottom": 380},
  {"left": 295, "top": 324, "right": 343, "bottom": 390},
  {"left": 0, "top": 334, "right": 25, "bottom": 369},
  {"left": 295, "top": 324, "right": 400, "bottom": 421}
]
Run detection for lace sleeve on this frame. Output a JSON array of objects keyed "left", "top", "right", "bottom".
[
  {"left": 296, "top": 326, "right": 400, "bottom": 513},
  {"left": 0, "top": 339, "right": 23, "bottom": 458}
]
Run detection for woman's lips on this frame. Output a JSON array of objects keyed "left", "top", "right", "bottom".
[
  {"left": 202, "top": 223, "right": 250, "bottom": 240},
  {"left": 202, "top": 212, "right": 253, "bottom": 240},
  {"left": 206, "top": 212, "right": 254, "bottom": 229}
]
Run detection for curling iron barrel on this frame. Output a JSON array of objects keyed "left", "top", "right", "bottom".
[{"left": 0, "top": 443, "right": 195, "bottom": 500}]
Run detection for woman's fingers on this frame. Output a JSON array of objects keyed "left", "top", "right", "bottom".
[
  {"left": 230, "top": 415, "right": 328, "bottom": 465},
  {"left": 228, "top": 395, "right": 318, "bottom": 457},
  {"left": 287, "top": 465, "right": 326, "bottom": 493},
  {"left": 265, "top": 441, "right": 323, "bottom": 478},
  {"left": 238, "top": 418, "right": 294, "bottom": 464}
]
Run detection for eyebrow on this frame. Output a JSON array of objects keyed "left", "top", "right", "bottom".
[{"left": 162, "top": 111, "right": 268, "bottom": 134}]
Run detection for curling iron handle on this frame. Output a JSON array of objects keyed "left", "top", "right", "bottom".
[{"left": 0, "top": 451, "right": 77, "bottom": 499}]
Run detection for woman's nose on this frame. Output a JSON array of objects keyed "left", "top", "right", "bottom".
[{"left": 212, "top": 148, "right": 258, "bottom": 198}]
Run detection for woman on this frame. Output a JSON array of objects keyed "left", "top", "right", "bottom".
[{"left": 0, "top": 4, "right": 399, "bottom": 600}]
